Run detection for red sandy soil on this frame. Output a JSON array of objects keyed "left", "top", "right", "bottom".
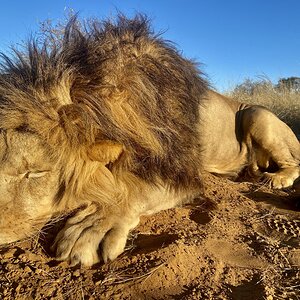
[{"left": 1, "top": 174, "right": 300, "bottom": 300}]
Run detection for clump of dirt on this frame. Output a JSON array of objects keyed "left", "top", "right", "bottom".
[{"left": 1, "top": 175, "right": 300, "bottom": 299}]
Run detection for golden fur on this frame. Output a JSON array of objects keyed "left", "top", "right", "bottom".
[
  {"left": 200, "top": 90, "right": 300, "bottom": 189},
  {"left": 0, "top": 14, "right": 207, "bottom": 186},
  {"left": 0, "top": 15, "right": 299, "bottom": 266},
  {"left": 0, "top": 15, "right": 207, "bottom": 265}
]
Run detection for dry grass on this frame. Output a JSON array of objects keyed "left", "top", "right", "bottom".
[{"left": 225, "top": 78, "right": 300, "bottom": 138}]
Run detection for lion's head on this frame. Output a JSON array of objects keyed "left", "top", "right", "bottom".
[
  {"left": 0, "top": 14, "right": 207, "bottom": 245},
  {"left": 0, "top": 125, "right": 127, "bottom": 244},
  {"left": 0, "top": 129, "right": 60, "bottom": 243},
  {"left": 0, "top": 120, "right": 131, "bottom": 242}
]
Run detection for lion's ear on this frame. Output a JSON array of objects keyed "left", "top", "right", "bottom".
[{"left": 87, "top": 140, "right": 123, "bottom": 164}]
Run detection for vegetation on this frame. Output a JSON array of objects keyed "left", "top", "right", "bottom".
[{"left": 226, "top": 77, "right": 300, "bottom": 138}]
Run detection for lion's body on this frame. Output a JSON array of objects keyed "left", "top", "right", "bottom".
[
  {"left": 200, "top": 90, "right": 300, "bottom": 188},
  {"left": 0, "top": 15, "right": 299, "bottom": 266},
  {"left": 200, "top": 90, "right": 249, "bottom": 176}
]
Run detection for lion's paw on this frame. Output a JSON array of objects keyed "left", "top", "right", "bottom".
[
  {"left": 264, "top": 167, "right": 300, "bottom": 189},
  {"left": 265, "top": 173, "right": 294, "bottom": 189},
  {"left": 52, "top": 204, "right": 138, "bottom": 266}
]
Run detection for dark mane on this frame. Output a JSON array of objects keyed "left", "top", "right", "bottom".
[{"left": 0, "top": 14, "right": 208, "bottom": 188}]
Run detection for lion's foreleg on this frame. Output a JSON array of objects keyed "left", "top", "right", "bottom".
[{"left": 51, "top": 181, "right": 197, "bottom": 266}]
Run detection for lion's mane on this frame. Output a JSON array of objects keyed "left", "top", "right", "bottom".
[{"left": 0, "top": 14, "right": 208, "bottom": 206}]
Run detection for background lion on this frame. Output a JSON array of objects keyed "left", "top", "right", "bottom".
[{"left": 0, "top": 14, "right": 299, "bottom": 266}]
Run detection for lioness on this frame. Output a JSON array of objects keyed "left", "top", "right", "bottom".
[{"left": 0, "top": 15, "right": 299, "bottom": 266}]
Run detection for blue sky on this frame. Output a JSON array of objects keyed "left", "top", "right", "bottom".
[{"left": 0, "top": 0, "right": 299, "bottom": 91}]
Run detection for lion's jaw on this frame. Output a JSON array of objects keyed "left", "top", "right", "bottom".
[{"left": 0, "top": 129, "right": 60, "bottom": 244}]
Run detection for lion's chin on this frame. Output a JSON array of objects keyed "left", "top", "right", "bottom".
[
  {"left": 0, "top": 217, "right": 49, "bottom": 246},
  {"left": 0, "top": 231, "right": 27, "bottom": 245}
]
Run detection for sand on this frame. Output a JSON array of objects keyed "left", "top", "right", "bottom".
[{"left": 1, "top": 174, "right": 300, "bottom": 299}]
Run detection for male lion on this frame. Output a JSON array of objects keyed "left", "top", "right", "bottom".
[{"left": 0, "top": 15, "right": 299, "bottom": 266}]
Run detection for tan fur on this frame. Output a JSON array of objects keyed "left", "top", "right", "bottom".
[
  {"left": 0, "top": 15, "right": 299, "bottom": 266},
  {"left": 200, "top": 90, "right": 300, "bottom": 189}
]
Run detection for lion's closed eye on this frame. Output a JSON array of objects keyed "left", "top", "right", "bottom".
[{"left": 22, "top": 171, "right": 50, "bottom": 179}]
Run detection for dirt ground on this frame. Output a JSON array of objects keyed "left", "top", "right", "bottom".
[{"left": 1, "top": 174, "right": 300, "bottom": 300}]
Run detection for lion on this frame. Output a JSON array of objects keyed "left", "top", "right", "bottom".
[
  {"left": 0, "top": 14, "right": 299, "bottom": 266},
  {"left": 200, "top": 90, "right": 300, "bottom": 188}
]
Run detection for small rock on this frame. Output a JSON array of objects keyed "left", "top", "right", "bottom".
[
  {"left": 23, "top": 266, "right": 32, "bottom": 273},
  {"left": 25, "top": 251, "right": 41, "bottom": 262},
  {"left": 3, "top": 251, "right": 14, "bottom": 259},
  {"left": 73, "top": 269, "right": 81, "bottom": 277},
  {"left": 35, "top": 268, "right": 42, "bottom": 274}
]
